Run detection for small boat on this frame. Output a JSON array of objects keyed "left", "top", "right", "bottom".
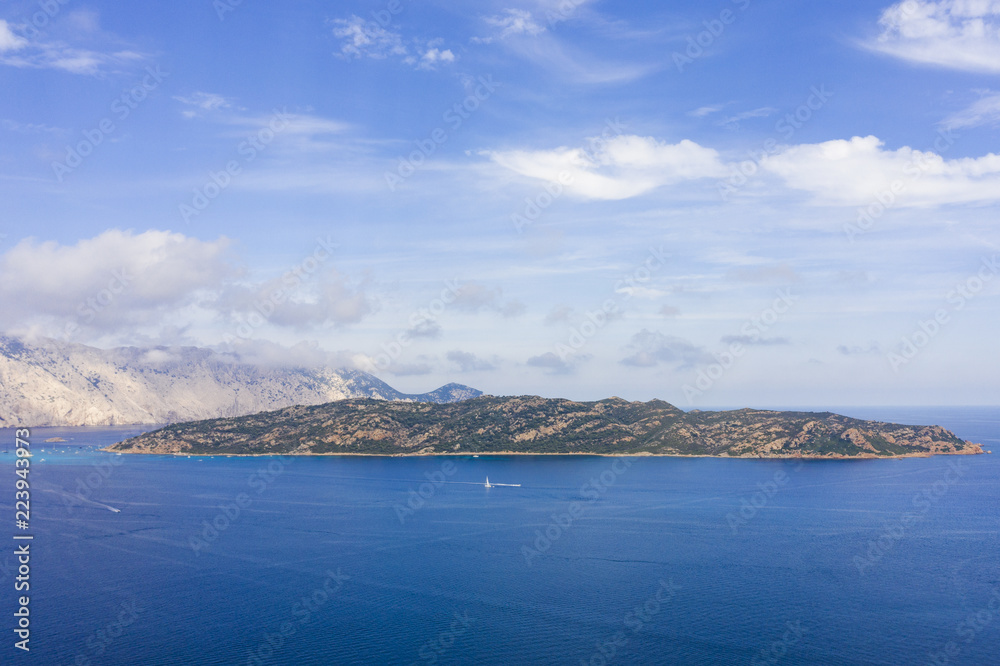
[{"left": 484, "top": 477, "right": 520, "bottom": 488}]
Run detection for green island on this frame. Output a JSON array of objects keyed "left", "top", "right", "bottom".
[{"left": 106, "top": 395, "right": 984, "bottom": 458}]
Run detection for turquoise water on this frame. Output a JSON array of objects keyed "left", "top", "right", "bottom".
[{"left": 0, "top": 408, "right": 997, "bottom": 664}]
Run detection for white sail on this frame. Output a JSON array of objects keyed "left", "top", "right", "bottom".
[{"left": 484, "top": 476, "right": 519, "bottom": 488}]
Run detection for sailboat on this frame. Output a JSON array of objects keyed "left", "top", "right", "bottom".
[{"left": 484, "top": 476, "right": 520, "bottom": 488}]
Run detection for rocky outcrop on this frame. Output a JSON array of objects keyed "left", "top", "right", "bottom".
[{"left": 108, "top": 396, "right": 983, "bottom": 458}]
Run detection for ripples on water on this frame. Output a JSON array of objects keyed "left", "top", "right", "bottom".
[{"left": 0, "top": 408, "right": 997, "bottom": 664}]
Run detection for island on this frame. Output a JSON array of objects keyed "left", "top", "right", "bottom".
[{"left": 106, "top": 396, "right": 983, "bottom": 458}]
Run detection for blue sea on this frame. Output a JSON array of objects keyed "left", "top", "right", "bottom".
[{"left": 1, "top": 407, "right": 998, "bottom": 665}]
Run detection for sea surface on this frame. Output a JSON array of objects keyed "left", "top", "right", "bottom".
[{"left": 0, "top": 407, "right": 998, "bottom": 665}]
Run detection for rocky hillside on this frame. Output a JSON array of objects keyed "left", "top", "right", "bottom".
[
  {"left": 0, "top": 336, "right": 480, "bottom": 426},
  {"left": 108, "top": 395, "right": 983, "bottom": 458}
]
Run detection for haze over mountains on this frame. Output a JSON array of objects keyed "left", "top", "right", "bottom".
[{"left": 0, "top": 336, "right": 480, "bottom": 427}]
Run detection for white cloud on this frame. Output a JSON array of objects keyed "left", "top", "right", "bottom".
[
  {"left": 450, "top": 282, "right": 524, "bottom": 317},
  {"left": 217, "top": 339, "right": 360, "bottom": 370},
  {"left": 527, "top": 350, "right": 587, "bottom": 375},
  {"left": 658, "top": 305, "right": 680, "bottom": 317},
  {"left": 1, "top": 119, "right": 64, "bottom": 134},
  {"left": 0, "top": 13, "right": 144, "bottom": 75},
  {"left": 942, "top": 91, "right": 1000, "bottom": 128},
  {"left": 868, "top": 0, "right": 1000, "bottom": 72},
  {"left": 215, "top": 272, "right": 372, "bottom": 329},
  {"left": 837, "top": 342, "right": 883, "bottom": 356},
  {"left": 331, "top": 16, "right": 407, "bottom": 59},
  {"left": 447, "top": 350, "right": 496, "bottom": 372},
  {"left": 174, "top": 92, "right": 233, "bottom": 118},
  {"left": 478, "top": 1, "right": 600, "bottom": 42},
  {"left": 761, "top": 135, "right": 1000, "bottom": 206},
  {"left": 493, "top": 32, "right": 650, "bottom": 84},
  {"left": 0, "top": 20, "right": 28, "bottom": 52},
  {"left": 689, "top": 104, "right": 727, "bottom": 117},
  {"left": 225, "top": 111, "right": 350, "bottom": 137},
  {"left": 419, "top": 47, "right": 455, "bottom": 68},
  {"left": 619, "top": 330, "right": 712, "bottom": 369},
  {"left": 718, "top": 106, "right": 778, "bottom": 130},
  {"left": 0, "top": 230, "right": 235, "bottom": 333},
  {"left": 544, "top": 305, "right": 574, "bottom": 324},
  {"left": 0, "top": 229, "right": 373, "bottom": 340},
  {"left": 407, "top": 320, "right": 441, "bottom": 339},
  {"left": 484, "top": 134, "right": 728, "bottom": 200},
  {"left": 473, "top": 5, "right": 648, "bottom": 84},
  {"left": 720, "top": 334, "right": 790, "bottom": 346},
  {"left": 184, "top": 111, "right": 359, "bottom": 192},
  {"left": 0, "top": 41, "right": 140, "bottom": 74},
  {"left": 483, "top": 8, "right": 546, "bottom": 41},
  {"left": 489, "top": 132, "right": 1000, "bottom": 206},
  {"left": 726, "top": 264, "right": 801, "bottom": 283},
  {"left": 384, "top": 360, "right": 434, "bottom": 376},
  {"left": 331, "top": 16, "right": 454, "bottom": 69}
]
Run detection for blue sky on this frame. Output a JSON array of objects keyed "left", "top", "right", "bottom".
[{"left": 1, "top": 0, "right": 998, "bottom": 406}]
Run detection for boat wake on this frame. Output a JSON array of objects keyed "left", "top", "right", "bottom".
[{"left": 38, "top": 486, "right": 122, "bottom": 513}]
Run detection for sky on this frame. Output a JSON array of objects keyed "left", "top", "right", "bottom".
[{"left": 0, "top": 0, "right": 998, "bottom": 407}]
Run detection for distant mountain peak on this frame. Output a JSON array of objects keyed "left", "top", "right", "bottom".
[{"left": 0, "top": 335, "right": 481, "bottom": 426}]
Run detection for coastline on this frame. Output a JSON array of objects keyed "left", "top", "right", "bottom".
[{"left": 101, "top": 447, "right": 986, "bottom": 459}]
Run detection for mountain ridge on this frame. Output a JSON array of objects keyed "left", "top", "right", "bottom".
[
  {"left": 108, "top": 395, "right": 984, "bottom": 458},
  {"left": 0, "top": 335, "right": 480, "bottom": 426}
]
